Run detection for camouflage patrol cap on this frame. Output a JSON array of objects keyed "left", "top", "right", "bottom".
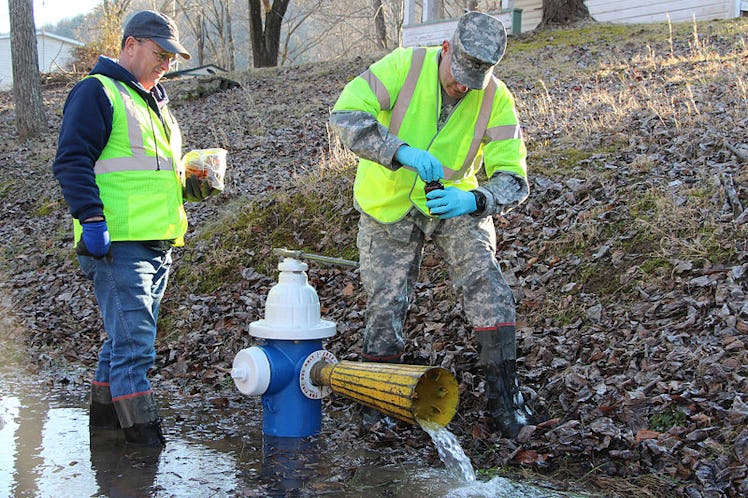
[{"left": 450, "top": 11, "right": 507, "bottom": 90}]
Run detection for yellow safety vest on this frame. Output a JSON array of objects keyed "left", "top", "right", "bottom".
[
  {"left": 73, "top": 75, "right": 188, "bottom": 246},
  {"left": 333, "top": 46, "right": 527, "bottom": 223}
]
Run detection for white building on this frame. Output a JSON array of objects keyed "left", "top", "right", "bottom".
[
  {"left": 402, "top": 0, "right": 747, "bottom": 46},
  {"left": 0, "top": 31, "right": 84, "bottom": 90}
]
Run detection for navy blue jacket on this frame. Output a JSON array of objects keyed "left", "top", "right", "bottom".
[{"left": 52, "top": 56, "right": 171, "bottom": 222}]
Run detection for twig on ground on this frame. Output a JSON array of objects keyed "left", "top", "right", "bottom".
[
  {"left": 720, "top": 171, "right": 744, "bottom": 217},
  {"left": 723, "top": 138, "right": 747, "bottom": 163}
]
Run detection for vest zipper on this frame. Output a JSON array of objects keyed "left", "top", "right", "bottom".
[{"left": 147, "top": 107, "right": 161, "bottom": 171}]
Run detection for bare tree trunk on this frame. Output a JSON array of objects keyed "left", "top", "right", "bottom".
[
  {"left": 176, "top": 0, "right": 207, "bottom": 65},
  {"left": 372, "top": 0, "right": 387, "bottom": 49},
  {"left": 226, "top": 1, "right": 235, "bottom": 70},
  {"left": 197, "top": 11, "right": 206, "bottom": 65},
  {"left": 204, "top": 0, "right": 234, "bottom": 69},
  {"left": 539, "top": 0, "right": 592, "bottom": 27},
  {"left": 248, "top": 0, "right": 291, "bottom": 67},
  {"left": 248, "top": 0, "right": 264, "bottom": 66},
  {"left": 9, "top": 0, "right": 48, "bottom": 139}
]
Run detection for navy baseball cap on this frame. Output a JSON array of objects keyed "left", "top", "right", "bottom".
[{"left": 123, "top": 10, "right": 191, "bottom": 60}]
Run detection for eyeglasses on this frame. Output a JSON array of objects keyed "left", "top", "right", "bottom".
[
  {"left": 151, "top": 49, "right": 177, "bottom": 66},
  {"left": 134, "top": 38, "right": 178, "bottom": 67}
]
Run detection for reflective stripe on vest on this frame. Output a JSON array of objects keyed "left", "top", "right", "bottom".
[
  {"left": 457, "top": 79, "right": 497, "bottom": 180},
  {"left": 93, "top": 80, "right": 174, "bottom": 175},
  {"left": 389, "top": 48, "right": 427, "bottom": 137}
]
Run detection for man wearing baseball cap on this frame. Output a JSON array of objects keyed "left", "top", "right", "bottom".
[
  {"left": 52, "top": 10, "right": 217, "bottom": 447},
  {"left": 330, "top": 11, "right": 538, "bottom": 438}
]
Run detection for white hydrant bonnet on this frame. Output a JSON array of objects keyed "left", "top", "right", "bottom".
[
  {"left": 232, "top": 257, "right": 337, "bottom": 396},
  {"left": 248, "top": 258, "right": 336, "bottom": 340}
]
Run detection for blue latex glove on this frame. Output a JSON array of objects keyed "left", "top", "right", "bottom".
[
  {"left": 395, "top": 145, "right": 444, "bottom": 183},
  {"left": 80, "top": 220, "right": 111, "bottom": 258},
  {"left": 426, "top": 187, "right": 477, "bottom": 219}
]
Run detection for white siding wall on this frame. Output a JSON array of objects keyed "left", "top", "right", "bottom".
[
  {"left": 37, "top": 35, "right": 78, "bottom": 73},
  {"left": 514, "top": 0, "right": 543, "bottom": 34},
  {"left": 399, "top": 0, "right": 740, "bottom": 45},
  {"left": 0, "top": 33, "right": 82, "bottom": 90},
  {"left": 515, "top": 0, "right": 737, "bottom": 32},
  {"left": 0, "top": 38, "right": 12, "bottom": 89},
  {"left": 588, "top": 0, "right": 735, "bottom": 24}
]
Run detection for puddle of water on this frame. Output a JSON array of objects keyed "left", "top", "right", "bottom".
[
  {"left": 0, "top": 361, "right": 594, "bottom": 497},
  {"left": 0, "top": 392, "right": 245, "bottom": 497}
]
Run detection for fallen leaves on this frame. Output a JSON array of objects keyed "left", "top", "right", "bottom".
[{"left": 0, "top": 19, "right": 746, "bottom": 498}]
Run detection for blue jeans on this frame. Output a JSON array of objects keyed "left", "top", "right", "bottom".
[{"left": 78, "top": 241, "right": 172, "bottom": 400}]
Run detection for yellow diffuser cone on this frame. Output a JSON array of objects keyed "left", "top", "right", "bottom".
[{"left": 313, "top": 360, "right": 458, "bottom": 426}]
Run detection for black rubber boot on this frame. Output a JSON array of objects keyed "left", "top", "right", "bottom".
[
  {"left": 90, "top": 401, "right": 121, "bottom": 430},
  {"left": 476, "top": 325, "right": 537, "bottom": 439},
  {"left": 114, "top": 392, "right": 166, "bottom": 447},
  {"left": 123, "top": 419, "right": 166, "bottom": 447},
  {"left": 89, "top": 384, "right": 120, "bottom": 430}
]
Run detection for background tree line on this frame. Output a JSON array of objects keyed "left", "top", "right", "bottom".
[
  {"left": 8, "top": 0, "right": 588, "bottom": 139},
  {"left": 46, "top": 0, "right": 513, "bottom": 70}
]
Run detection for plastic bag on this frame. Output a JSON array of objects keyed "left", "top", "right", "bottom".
[{"left": 182, "top": 148, "right": 227, "bottom": 191}]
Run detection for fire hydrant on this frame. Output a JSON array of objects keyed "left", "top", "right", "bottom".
[
  {"left": 232, "top": 255, "right": 459, "bottom": 438},
  {"left": 231, "top": 257, "right": 336, "bottom": 437}
]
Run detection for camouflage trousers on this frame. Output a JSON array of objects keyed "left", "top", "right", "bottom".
[{"left": 357, "top": 209, "right": 515, "bottom": 361}]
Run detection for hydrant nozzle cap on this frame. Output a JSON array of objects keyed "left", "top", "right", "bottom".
[
  {"left": 278, "top": 257, "right": 307, "bottom": 272},
  {"left": 232, "top": 347, "right": 271, "bottom": 396}
]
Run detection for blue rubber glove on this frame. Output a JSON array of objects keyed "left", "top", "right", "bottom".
[
  {"left": 80, "top": 220, "right": 111, "bottom": 258},
  {"left": 426, "top": 187, "right": 477, "bottom": 219},
  {"left": 395, "top": 145, "right": 444, "bottom": 183}
]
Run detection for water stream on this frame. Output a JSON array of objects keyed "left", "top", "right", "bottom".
[
  {"left": 418, "top": 419, "right": 476, "bottom": 483},
  {"left": 418, "top": 419, "right": 583, "bottom": 498}
]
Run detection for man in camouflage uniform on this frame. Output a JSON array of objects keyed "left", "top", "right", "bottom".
[{"left": 329, "top": 11, "right": 536, "bottom": 438}]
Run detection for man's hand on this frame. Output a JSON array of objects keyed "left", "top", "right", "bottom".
[
  {"left": 395, "top": 145, "right": 444, "bottom": 183},
  {"left": 425, "top": 187, "right": 477, "bottom": 218},
  {"left": 80, "top": 220, "right": 111, "bottom": 258},
  {"left": 184, "top": 175, "right": 219, "bottom": 202}
]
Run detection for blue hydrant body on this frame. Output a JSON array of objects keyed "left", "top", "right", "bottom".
[
  {"left": 260, "top": 339, "right": 323, "bottom": 437},
  {"left": 232, "top": 258, "right": 336, "bottom": 438}
]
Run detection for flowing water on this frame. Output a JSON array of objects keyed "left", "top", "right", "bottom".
[
  {"left": 418, "top": 419, "right": 476, "bottom": 483},
  {"left": 418, "top": 419, "right": 582, "bottom": 498}
]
